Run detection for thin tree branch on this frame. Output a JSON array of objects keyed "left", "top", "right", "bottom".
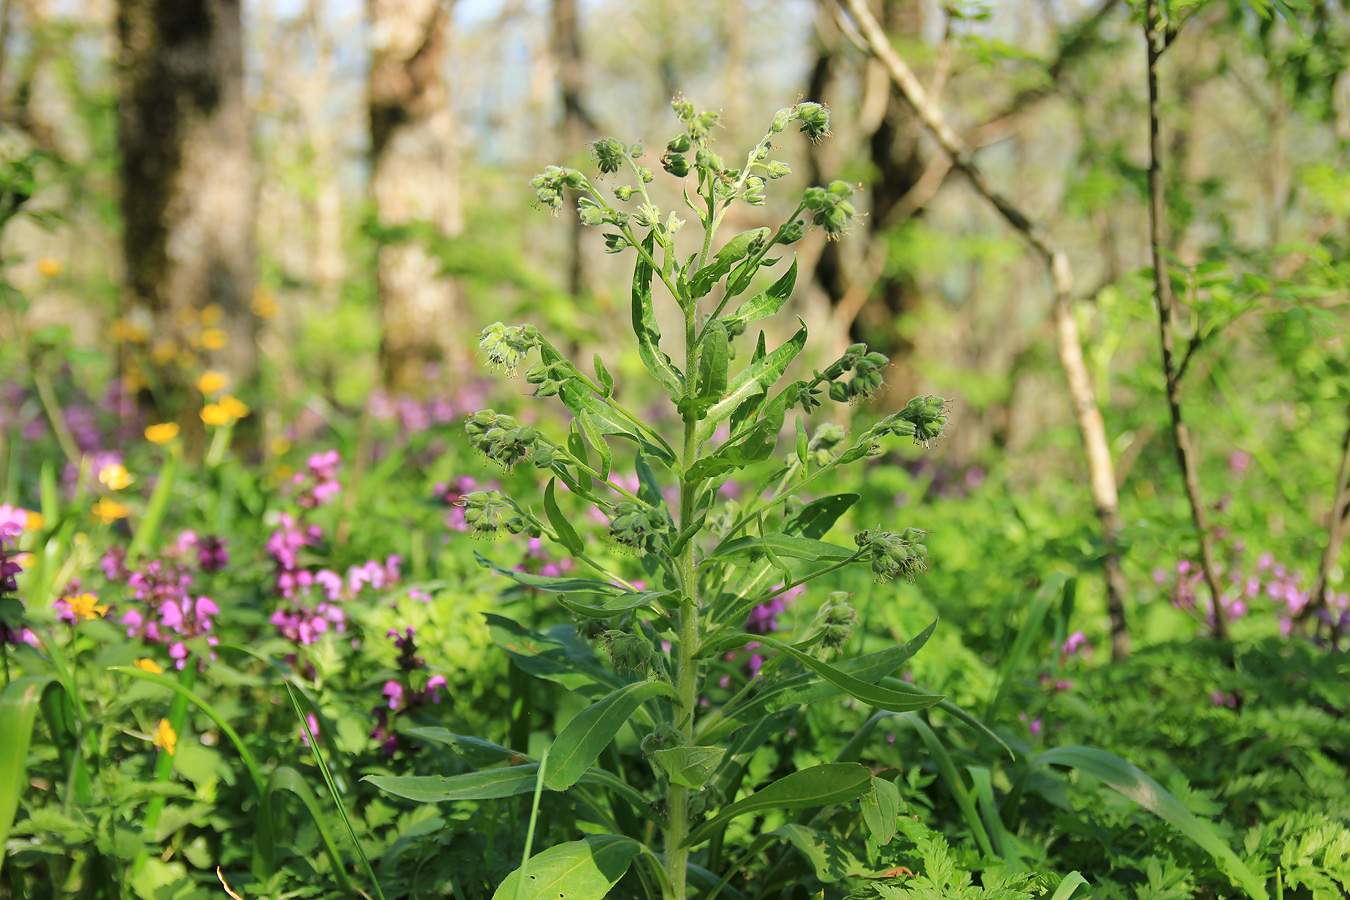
[
  {"left": 1301, "top": 406, "right": 1350, "bottom": 638},
  {"left": 836, "top": 0, "right": 1131, "bottom": 659},
  {"left": 1144, "top": 0, "right": 1227, "bottom": 640}
]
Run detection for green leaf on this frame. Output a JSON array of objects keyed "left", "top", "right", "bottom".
[
  {"left": 1049, "top": 872, "right": 1090, "bottom": 900},
  {"left": 476, "top": 551, "right": 625, "bottom": 596},
  {"left": 684, "top": 763, "right": 872, "bottom": 847},
  {"left": 268, "top": 767, "right": 360, "bottom": 896},
  {"left": 593, "top": 353, "right": 614, "bottom": 397},
  {"left": 576, "top": 409, "right": 612, "bottom": 480},
  {"left": 986, "top": 574, "right": 1068, "bottom": 720},
  {"left": 707, "top": 636, "right": 944, "bottom": 714},
  {"left": 1032, "top": 746, "right": 1268, "bottom": 900},
  {"left": 566, "top": 430, "right": 593, "bottom": 492},
  {"left": 555, "top": 590, "right": 672, "bottom": 619},
  {"left": 0, "top": 677, "right": 64, "bottom": 876},
  {"left": 895, "top": 712, "right": 995, "bottom": 858},
  {"left": 708, "top": 532, "right": 856, "bottom": 566},
  {"left": 651, "top": 746, "right": 726, "bottom": 789},
  {"left": 485, "top": 615, "right": 625, "bottom": 694},
  {"left": 490, "top": 835, "right": 642, "bottom": 900},
  {"left": 771, "top": 824, "right": 874, "bottom": 882},
  {"left": 783, "top": 494, "right": 859, "bottom": 540},
  {"left": 861, "top": 776, "right": 900, "bottom": 848},
  {"left": 632, "top": 234, "right": 684, "bottom": 401},
  {"left": 696, "top": 321, "right": 807, "bottom": 442},
  {"left": 366, "top": 766, "right": 543, "bottom": 802},
  {"left": 794, "top": 416, "right": 808, "bottom": 465},
  {"left": 546, "top": 681, "right": 677, "bottom": 790},
  {"left": 544, "top": 479, "right": 585, "bottom": 557},
  {"left": 696, "top": 318, "right": 730, "bottom": 404},
  {"left": 690, "top": 228, "right": 770, "bottom": 300},
  {"left": 398, "top": 728, "right": 522, "bottom": 766},
  {"left": 724, "top": 257, "right": 798, "bottom": 329}
]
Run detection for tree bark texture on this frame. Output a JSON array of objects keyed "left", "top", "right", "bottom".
[
  {"left": 370, "top": 0, "right": 463, "bottom": 397},
  {"left": 117, "top": 0, "right": 257, "bottom": 401},
  {"left": 551, "top": 0, "right": 596, "bottom": 300}
]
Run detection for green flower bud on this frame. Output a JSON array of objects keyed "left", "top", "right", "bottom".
[
  {"left": 666, "top": 211, "right": 685, "bottom": 233},
  {"left": 525, "top": 358, "right": 573, "bottom": 398},
  {"left": 593, "top": 138, "right": 627, "bottom": 175},
  {"left": 800, "top": 591, "right": 858, "bottom": 650},
  {"left": 635, "top": 202, "right": 662, "bottom": 228},
  {"left": 603, "top": 232, "right": 630, "bottom": 253},
  {"left": 662, "top": 153, "right": 690, "bottom": 177},
  {"left": 672, "top": 97, "right": 695, "bottom": 122},
  {"left": 764, "top": 160, "right": 792, "bottom": 179},
  {"left": 778, "top": 219, "right": 805, "bottom": 245},
  {"left": 770, "top": 107, "right": 792, "bottom": 134},
  {"left": 459, "top": 490, "right": 515, "bottom": 539},
  {"left": 855, "top": 529, "right": 929, "bottom": 583},
  {"left": 641, "top": 722, "right": 683, "bottom": 756},
  {"left": 638, "top": 165, "right": 655, "bottom": 183},
  {"left": 878, "top": 395, "right": 949, "bottom": 446},
  {"left": 694, "top": 149, "right": 724, "bottom": 172},
  {"left": 614, "top": 185, "right": 635, "bottom": 201},
  {"left": 478, "top": 322, "right": 539, "bottom": 374},
  {"left": 688, "top": 784, "right": 725, "bottom": 819},
  {"left": 577, "top": 196, "right": 606, "bottom": 227},
  {"left": 608, "top": 499, "right": 673, "bottom": 556},
  {"left": 604, "top": 630, "right": 654, "bottom": 671},
  {"left": 794, "top": 101, "right": 831, "bottom": 142},
  {"left": 630, "top": 142, "right": 644, "bottom": 158},
  {"left": 829, "top": 381, "right": 850, "bottom": 403},
  {"left": 667, "top": 134, "right": 693, "bottom": 153}
]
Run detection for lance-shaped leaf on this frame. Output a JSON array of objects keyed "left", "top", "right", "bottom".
[
  {"left": 631, "top": 234, "right": 684, "bottom": 400},
  {"left": 544, "top": 479, "right": 585, "bottom": 557},
  {"left": 861, "top": 776, "right": 901, "bottom": 848},
  {"left": 706, "top": 636, "right": 944, "bottom": 714},
  {"left": 476, "top": 551, "right": 625, "bottom": 596},
  {"left": 651, "top": 746, "right": 725, "bottom": 789},
  {"left": 1, "top": 677, "right": 65, "bottom": 875},
  {"left": 485, "top": 614, "right": 625, "bottom": 694},
  {"left": 490, "top": 835, "right": 642, "bottom": 900},
  {"left": 684, "top": 763, "right": 872, "bottom": 847},
  {"left": 556, "top": 590, "right": 674, "bottom": 620},
  {"left": 366, "top": 765, "right": 543, "bottom": 802},
  {"left": 696, "top": 321, "right": 807, "bottom": 442},
  {"left": 690, "top": 227, "right": 769, "bottom": 300},
  {"left": 723, "top": 257, "right": 798, "bottom": 329},
  {"left": 702, "top": 622, "right": 937, "bottom": 744},
  {"left": 706, "top": 532, "right": 856, "bottom": 566},
  {"left": 546, "top": 681, "right": 678, "bottom": 790},
  {"left": 783, "top": 494, "right": 859, "bottom": 540},
  {"left": 695, "top": 318, "right": 730, "bottom": 404},
  {"left": 399, "top": 728, "right": 523, "bottom": 766}
]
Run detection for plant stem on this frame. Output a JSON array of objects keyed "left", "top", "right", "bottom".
[
  {"left": 1302, "top": 403, "right": 1350, "bottom": 639},
  {"left": 1144, "top": 1, "right": 1227, "bottom": 640}
]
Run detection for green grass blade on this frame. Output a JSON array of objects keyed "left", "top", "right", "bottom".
[
  {"left": 127, "top": 442, "right": 181, "bottom": 566},
  {"left": 898, "top": 713, "right": 995, "bottom": 859},
  {"left": 0, "top": 676, "right": 58, "bottom": 877},
  {"left": 268, "top": 766, "right": 361, "bottom": 896},
  {"left": 1049, "top": 871, "right": 1089, "bottom": 900},
  {"left": 985, "top": 574, "right": 1067, "bottom": 721},
  {"left": 1033, "top": 746, "right": 1267, "bottom": 900},
  {"left": 969, "top": 765, "right": 1021, "bottom": 869}
]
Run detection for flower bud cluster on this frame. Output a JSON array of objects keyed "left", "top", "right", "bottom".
[
  {"left": 820, "top": 343, "right": 889, "bottom": 404},
  {"left": 855, "top": 528, "right": 929, "bottom": 584},
  {"left": 804, "top": 180, "right": 856, "bottom": 239},
  {"left": 608, "top": 499, "right": 673, "bottom": 556},
  {"left": 529, "top": 165, "right": 584, "bottom": 210},
  {"left": 807, "top": 424, "right": 847, "bottom": 467},
  {"left": 875, "top": 396, "right": 949, "bottom": 446},
  {"left": 802, "top": 591, "right": 858, "bottom": 650},
  {"left": 465, "top": 410, "right": 554, "bottom": 471},
  {"left": 478, "top": 322, "right": 539, "bottom": 374},
  {"left": 457, "top": 490, "right": 532, "bottom": 538},
  {"left": 641, "top": 722, "right": 683, "bottom": 757},
  {"left": 688, "top": 784, "right": 725, "bottom": 818},
  {"left": 604, "top": 629, "right": 654, "bottom": 671}
]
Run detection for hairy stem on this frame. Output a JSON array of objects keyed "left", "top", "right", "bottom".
[{"left": 1144, "top": 1, "right": 1227, "bottom": 640}]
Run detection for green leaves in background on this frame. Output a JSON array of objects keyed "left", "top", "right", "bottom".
[{"left": 489, "top": 835, "right": 642, "bottom": 900}]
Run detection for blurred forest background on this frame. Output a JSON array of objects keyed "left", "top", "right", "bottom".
[{"left": 1, "top": 0, "right": 1349, "bottom": 643}]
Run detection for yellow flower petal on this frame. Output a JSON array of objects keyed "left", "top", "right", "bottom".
[
  {"left": 92, "top": 499, "right": 129, "bottom": 523},
  {"left": 36, "top": 258, "right": 61, "bottom": 277},
  {"left": 134, "top": 658, "right": 163, "bottom": 675},
  {"left": 200, "top": 328, "right": 229, "bottom": 350},
  {"left": 200, "top": 404, "right": 232, "bottom": 426},
  {"left": 63, "top": 593, "right": 109, "bottom": 621},
  {"left": 196, "top": 370, "right": 229, "bottom": 395},
  {"left": 145, "top": 422, "right": 180, "bottom": 444},
  {"left": 218, "top": 395, "right": 249, "bottom": 420},
  {"left": 154, "top": 718, "right": 177, "bottom": 756},
  {"left": 23, "top": 510, "right": 43, "bottom": 531},
  {"left": 98, "top": 463, "right": 135, "bottom": 491}
]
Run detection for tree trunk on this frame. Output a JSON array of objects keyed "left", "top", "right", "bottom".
[
  {"left": 370, "top": 0, "right": 463, "bottom": 397},
  {"left": 551, "top": 0, "right": 596, "bottom": 300},
  {"left": 117, "top": 0, "right": 257, "bottom": 409}
]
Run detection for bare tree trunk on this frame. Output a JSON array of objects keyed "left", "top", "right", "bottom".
[
  {"left": 551, "top": 0, "right": 596, "bottom": 300},
  {"left": 370, "top": 0, "right": 463, "bottom": 397},
  {"left": 838, "top": 0, "right": 1132, "bottom": 658},
  {"left": 1144, "top": 0, "right": 1227, "bottom": 641},
  {"left": 304, "top": 0, "right": 345, "bottom": 311},
  {"left": 117, "top": 0, "right": 257, "bottom": 410}
]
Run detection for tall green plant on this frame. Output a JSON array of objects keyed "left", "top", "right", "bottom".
[{"left": 364, "top": 99, "right": 951, "bottom": 900}]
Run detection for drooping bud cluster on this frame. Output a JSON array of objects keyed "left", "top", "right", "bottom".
[
  {"left": 478, "top": 322, "right": 539, "bottom": 374},
  {"left": 457, "top": 490, "right": 529, "bottom": 538},
  {"left": 791, "top": 101, "right": 831, "bottom": 142},
  {"left": 465, "top": 410, "right": 553, "bottom": 471},
  {"left": 608, "top": 500, "right": 673, "bottom": 556},
  {"left": 803, "top": 180, "right": 857, "bottom": 239},
  {"left": 641, "top": 722, "right": 683, "bottom": 757},
  {"left": 592, "top": 137, "right": 629, "bottom": 175},
  {"left": 806, "top": 424, "right": 847, "bottom": 467},
  {"left": 816, "top": 343, "right": 889, "bottom": 404},
  {"left": 855, "top": 528, "right": 929, "bottom": 584},
  {"left": 875, "top": 396, "right": 949, "bottom": 447},
  {"left": 801, "top": 591, "right": 859, "bottom": 650},
  {"left": 604, "top": 630, "right": 654, "bottom": 671},
  {"left": 528, "top": 165, "right": 584, "bottom": 211}
]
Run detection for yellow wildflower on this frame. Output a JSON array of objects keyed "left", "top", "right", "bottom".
[
  {"left": 150, "top": 340, "right": 179, "bottom": 365},
  {"left": 200, "top": 328, "right": 229, "bottom": 350},
  {"left": 251, "top": 288, "right": 278, "bottom": 320},
  {"left": 270, "top": 436, "right": 292, "bottom": 456},
  {"left": 154, "top": 719, "right": 177, "bottom": 756},
  {"left": 36, "top": 258, "right": 61, "bottom": 277},
  {"left": 62, "top": 593, "right": 109, "bottom": 621},
  {"left": 200, "top": 303, "right": 223, "bottom": 326},
  {"left": 201, "top": 404, "right": 232, "bottom": 426},
  {"left": 218, "top": 395, "right": 249, "bottom": 420},
  {"left": 145, "top": 422, "right": 180, "bottom": 444},
  {"left": 23, "top": 511, "right": 43, "bottom": 531},
  {"left": 197, "top": 370, "right": 229, "bottom": 395},
  {"left": 92, "top": 499, "right": 129, "bottom": 523},
  {"left": 98, "top": 463, "right": 135, "bottom": 491},
  {"left": 134, "top": 658, "right": 163, "bottom": 675},
  {"left": 13, "top": 551, "right": 32, "bottom": 569}
]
